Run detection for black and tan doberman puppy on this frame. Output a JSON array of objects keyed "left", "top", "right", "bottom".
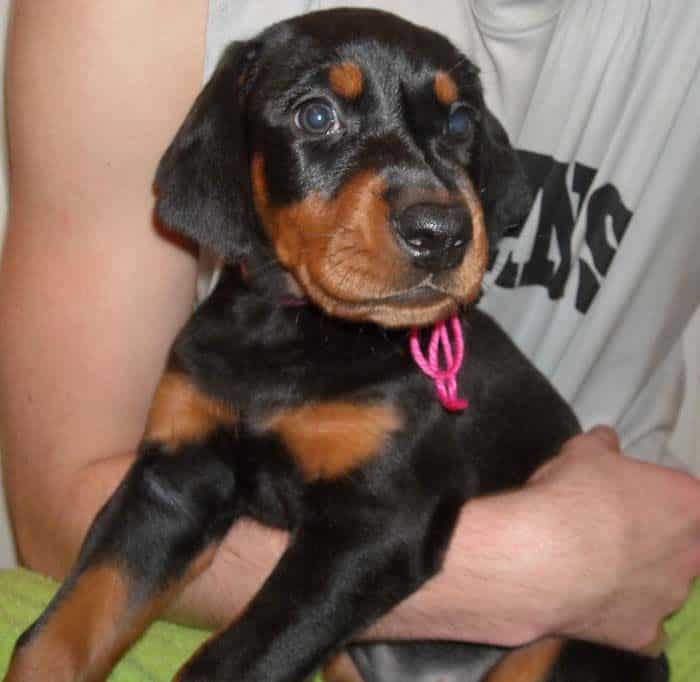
[{"left": 5, "top": 9, "right": 668, "bottom": 682}]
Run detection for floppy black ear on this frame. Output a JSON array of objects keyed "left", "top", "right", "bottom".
[
  {"left": 478, "top": 109, "right": 532, "bottom": 239},
  {"left": 155, "top": 41, "right": 260, "bottom": 262}
]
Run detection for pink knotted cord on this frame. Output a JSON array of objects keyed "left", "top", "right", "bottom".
[{"left": 409, "top": 314, "right": 469, "bottom": 412}]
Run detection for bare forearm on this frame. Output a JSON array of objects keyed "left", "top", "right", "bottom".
[
  {"left": 166, "top": 485, "right": 554, "bottom": 643},
  {"left": 167, "top": 428, "right": 700, "bottom": 654},
  {"left": 364, "top": 489, "right": 552, "bottom": 645},
  {"left": 8, "top": 456, "right": 538, "bottom": 643},
  {"left": 5, "top": 452, "right": 135, "bottom": 579}
]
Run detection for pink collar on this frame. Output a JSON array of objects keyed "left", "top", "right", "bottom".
[
  {"left": 262, "top": 260, "right": 469, "bottom": 411},
  {"left": 409, "top": 314, "right": 469, "bottom": 412}
]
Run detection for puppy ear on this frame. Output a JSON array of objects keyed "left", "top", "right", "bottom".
[
  {"left": 478, "top": 109, "right": 532, "bottom": 238},
  {"left": 154, "top": 42, "right": 260, "bottom": 262}
]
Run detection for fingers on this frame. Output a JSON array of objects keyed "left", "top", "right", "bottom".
[
  {"left": 586, "top": 425, "right": 621, "bottom": 452},
  {"left": 529, "top": 425, "right": 621, "bottom": 484}
]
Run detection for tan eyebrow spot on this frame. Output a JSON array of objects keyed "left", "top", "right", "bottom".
[
  {"left": 329, "top": 61, "right": 364, "bottom": 100},
  {"left": 434, "top": 70, "right": 459, "bottom": 106}
]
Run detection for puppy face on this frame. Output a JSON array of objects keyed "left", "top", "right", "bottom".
[{"left": 156, "top": 9, "right": 531, "bottom": 327}]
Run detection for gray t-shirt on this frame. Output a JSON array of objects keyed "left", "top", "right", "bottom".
[{"left": 203, "top": 0, "right": 700, "bottom": 473}]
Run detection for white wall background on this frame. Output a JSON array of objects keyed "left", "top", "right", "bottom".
[{"left": 0, "top": 0, "right": 15, "bottom": 568}]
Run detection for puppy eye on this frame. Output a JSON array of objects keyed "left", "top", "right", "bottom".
[
  {"left": 447, "top": 104, "right": 473, "bottom": 139},
  {"left": 294, "top": 99, "right": 341, "bottom": 135}
]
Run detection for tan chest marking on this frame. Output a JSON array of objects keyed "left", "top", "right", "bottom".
[
  {"left": 144, "top": 372, "right": 237, "bottom": 451},
  {"left": 264, "top": 402, "right": 402, "bottom": 481},
  {"left": 485, "top": 638, "right": 564, "bottom": 682}
]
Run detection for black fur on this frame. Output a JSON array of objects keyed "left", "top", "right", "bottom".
[{"left": 155, "top": 41, "right": 262, "bottom": 262}]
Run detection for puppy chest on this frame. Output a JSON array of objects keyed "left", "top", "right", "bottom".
[{"left": 260, "top": 401, "right": 403, "bottom": 481}]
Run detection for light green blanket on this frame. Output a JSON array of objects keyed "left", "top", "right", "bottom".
[{"left": 0, "top": 568, "right": 697, "bottom": 680}]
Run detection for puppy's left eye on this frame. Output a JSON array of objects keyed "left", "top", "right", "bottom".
[
  {"left": 447, "top": 104, "right": 473, "bottom": 139},
  {"left": 294, "top": 99, "right": 341, "bottom": 135}
]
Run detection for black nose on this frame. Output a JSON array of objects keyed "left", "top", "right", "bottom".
[{"left": 395, "top": 203, "right": 472, "bottom": 272}]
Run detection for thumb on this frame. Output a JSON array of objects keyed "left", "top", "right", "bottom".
[{"left": 587, "top": 425, "right": 621, "bottom": 453}]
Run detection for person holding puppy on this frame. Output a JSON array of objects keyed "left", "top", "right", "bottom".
[{"left": 0, "top": 0, "right": 698, "bottom": 675}]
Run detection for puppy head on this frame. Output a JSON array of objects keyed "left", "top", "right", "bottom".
[{"left": 156, "top": 9, "right": 531, "bottom": 327}]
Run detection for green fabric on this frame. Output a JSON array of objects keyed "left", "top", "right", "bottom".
[
  {"left": 0, "top": 568, "right": 211, "bottom": 681},
  {"left": 0, "top": 568, "right": 697, "bottom": 681},
  {"left": 0, "top": 568, "right": 323, "bottom": 681},
  {"left": 665, "top": 579, "right": 700, "bottom": 682}
]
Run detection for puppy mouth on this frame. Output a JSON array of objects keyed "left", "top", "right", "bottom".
[
  {"left": 370, "top": 281, "right": 451, "bottom": 307},
  {"left": 252, "top": 155, "right": 487, "bottom": 328},
  {"left": 292, "top": 272, "right": 466, "bottom": 328}
]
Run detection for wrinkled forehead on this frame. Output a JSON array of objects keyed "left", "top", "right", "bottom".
[{"left": 253, "top": 12, "right": 481, "bottom": 106}]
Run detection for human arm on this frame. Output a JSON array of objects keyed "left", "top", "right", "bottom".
[
  {"left": 365, "top": 426, "right": 700, "bottom": 652},
  {"left": 0, "top": 0, "right": 206, "bottom": 579},
  {"left": 199, "top": 428, "right": 698, "bottom": 653},
  {"left": 161, "top": 426, "right": 700, "bottom": 653}
]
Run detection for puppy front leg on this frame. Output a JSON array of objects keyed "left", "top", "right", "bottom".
[
  {"left": 175, "top": 494, "right": 464, "bottom": 682},
  {"left": 4, "top": 432, "right": 240, "bottom": 682}
]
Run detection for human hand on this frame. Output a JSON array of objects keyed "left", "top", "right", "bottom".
[
  {"left": 526, "top": 426, "right": 700, "bottom": 652},
  {"left": 360, "top": 427, "right": 700, "bottom": 654}
]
